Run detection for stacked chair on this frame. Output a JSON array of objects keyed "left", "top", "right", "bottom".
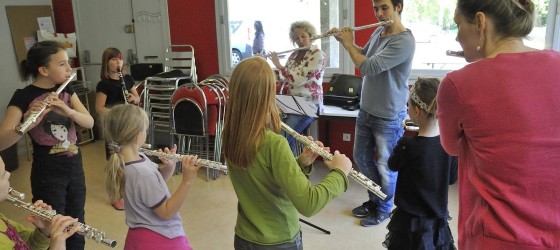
[
  {"left": 170, "top": 75, "right": 229, "bottom": 181},
  {"left": 143, "top": 45, "right": 196, "bottom": 147},
  {"left": 163, "top": 45, "right": 197, "bottom": 84}
]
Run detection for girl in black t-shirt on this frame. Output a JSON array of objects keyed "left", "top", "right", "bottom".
[
  {"left": 0, "top": 40, "right": 94, "bottom": 250},
  {"left": 95, "top": 47, "right": 140, "bottom": 210},
  {"left": 95, "top": 47, "right": 140, "bottom": 114},
  {"left": 383, "top": 78, "right": 458, "bottom": 250}
]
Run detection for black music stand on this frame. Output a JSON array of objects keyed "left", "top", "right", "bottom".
[
  {"left": 275, "top": 96, "right": 330, "bottom": 234},
  {"left": 299, "top": 218, "right": 330, "bottom": 234}
]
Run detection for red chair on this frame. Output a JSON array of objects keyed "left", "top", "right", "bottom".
[
  {"left": 170, "top": 84, "right": 222, "bottom": 180},
  {"left": 198, "top": 80, "right": 228, "bottom": 170}
]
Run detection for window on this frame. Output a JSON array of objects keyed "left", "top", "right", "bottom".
[
  {"left": 405, "top": 0, "right": 556, "bottom": 78},
  {"left": 214, "top": 0, "right": 354, "bottom": 76},
  {"left": 216, "top": 0, "right": 559, "bottom": 78}
]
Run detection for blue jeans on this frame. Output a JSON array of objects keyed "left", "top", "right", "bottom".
[
  {"left": 234, "top": 232, "right": 303, "bottom": 250},
  {"left": 282, "top": 114, "right": 316, "bottom": 154},
  {"left": 353, "top": 109, "right": 405, "bottom": 213}
]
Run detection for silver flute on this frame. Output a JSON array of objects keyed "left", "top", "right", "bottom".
[
  {"left": 6, "top": 188, "right": 117, "bottom": 248},
  {"left": 117, "top": 67, "right": 131, "bottom": 103},
  {"left": 16, "top": 73, "right": 77, "bottom": 134},
  {"left": 311, "top": 20, "right": 393, "bottom": 40},
  {"left": 260, "top": 45, "right": 311, "bottom": 58},
  {"left": 402, "top": 118, "right": 419, "bottom": 132},
  {"left": 446, "top": 50, "right": 465, "bottom": 58},
  {"left": 280, "top": 122, "right": 387, "bottom": 200},
  {"left": 140, "top": 145, "right": 228, "bottom": 173}
]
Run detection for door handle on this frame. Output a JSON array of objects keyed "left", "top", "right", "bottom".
[{"left": 144, "top": 56, "right": 158, "bottom": 60}]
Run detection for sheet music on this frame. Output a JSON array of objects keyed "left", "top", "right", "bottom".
[{"left": 275, "top": 95, "right": 318, "bottom": 118}]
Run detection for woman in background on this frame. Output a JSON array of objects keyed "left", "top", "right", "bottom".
[
  {"left": 252, "top": 20, "right": 265, "bottom": 55},
  {"left": 269, "top": 20, "right": 327, "bottom": 154}
]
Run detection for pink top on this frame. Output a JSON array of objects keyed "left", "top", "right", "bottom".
[{"left": 437, "top": 50, "right": 560, "bottom": 250}]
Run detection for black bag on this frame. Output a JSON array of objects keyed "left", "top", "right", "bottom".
[{"left": 324, "top": 74, "right": 363, "bottom": 111}]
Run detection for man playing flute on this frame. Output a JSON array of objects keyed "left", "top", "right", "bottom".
[{"left": 332, "top": 0, "right": 415, "bottom": 227}]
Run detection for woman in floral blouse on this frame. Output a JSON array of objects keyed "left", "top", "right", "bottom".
[{"left": 269, "top": 20, "right": 327, "bottom": 154}]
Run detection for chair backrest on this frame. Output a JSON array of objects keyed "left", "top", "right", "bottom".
[
  {"left": 199, "top": 79, "right": 228, "bottom": 105},
  {"left": 170, "top": 85, "right": 218, "bottom": 136},
  {"left": 165, "top": 45, "right": 197, "bottom": 83},
  {"left": 207, "top": 74, "right": 229, "bottom": 87},
  {"left": 173, "top": 99, "right": 206, "bottom": 135},
  {"left": 171, "top": 86, "right": 206, "bottom": 109}
]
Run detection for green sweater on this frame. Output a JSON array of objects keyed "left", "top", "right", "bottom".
[
  {"left": 228, "top": 130, "right": 348, "bottom": 245},
  {"left": 0, "top": 213, "right": 50, "bottom": 250}
]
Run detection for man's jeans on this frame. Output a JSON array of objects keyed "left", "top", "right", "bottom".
[{"left": 353, "top": 109, "right": 406, "bottom": 213}]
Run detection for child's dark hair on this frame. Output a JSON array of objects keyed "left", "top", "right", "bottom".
[
  {"left": 20, "top": 41, "right": 67, "bottom": 81},
  {"left": 410, "top": 77, "right": 440, "bottom": 119}
]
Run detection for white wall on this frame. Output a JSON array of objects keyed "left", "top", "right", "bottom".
[{"left": 0, "top": 0, "right": 52, "bottom": 155}]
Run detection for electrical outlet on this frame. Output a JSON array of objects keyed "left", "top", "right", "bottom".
[{"left": 343, "top": 133, "right": 351, "bottom": 141}]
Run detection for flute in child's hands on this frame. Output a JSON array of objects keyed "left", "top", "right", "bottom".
[
  {"left": 16, "top": 73, "right": 76, "bottom": 134},
  {"left": 6, "top": 187, "right": 117, "bottom": 248}
]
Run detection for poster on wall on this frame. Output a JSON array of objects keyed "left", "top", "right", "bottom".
[{"left": 37, "top": 16, "right": 55, "bottom": 33}]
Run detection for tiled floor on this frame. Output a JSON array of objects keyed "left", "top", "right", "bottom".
[{"left": 1, "top": 140, "right": 458, "bottom": 249}]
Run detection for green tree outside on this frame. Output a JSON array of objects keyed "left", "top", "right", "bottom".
[{"left": 404, "top": 0, "right": 548, "bottom": 30}]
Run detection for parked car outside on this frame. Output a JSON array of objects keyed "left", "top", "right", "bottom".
[{"left": 230, "top": 20, "right": 253, "bottom": 66}]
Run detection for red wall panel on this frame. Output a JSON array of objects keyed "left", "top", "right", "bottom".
[
  {"left": 167, "top": 0, "right": 219, "bottom": 80},
  {"left": 52, "top": 0, "right": 76, "bottom": 33},
  {"left": 353, "top": 1, "right": 379, "bottom": 76}
]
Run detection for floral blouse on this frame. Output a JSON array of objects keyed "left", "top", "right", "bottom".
[{"left": 277, "top": 45, "right": 327, "bottom": 114}]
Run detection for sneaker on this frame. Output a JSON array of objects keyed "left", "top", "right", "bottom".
[
  {"left": 111, "top": 199, "right": 125, "bottom": 210},
  {"left": 352, "top": 201, "right": 376, "bottom": 218},
  {"left": 360, "top": 211, "right": 391, "bottom": 227}
]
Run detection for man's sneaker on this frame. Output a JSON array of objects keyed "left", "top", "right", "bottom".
[
  {"left": 360, "top": 211, "right": 391, "bottom": 227},
  {"left": 352, "top": 201, "right": 376, "bottom": 218}
]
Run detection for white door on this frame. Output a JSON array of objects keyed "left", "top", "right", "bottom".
[{"left": 72, "top": 0, "right": 170, "bottom": 87}]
